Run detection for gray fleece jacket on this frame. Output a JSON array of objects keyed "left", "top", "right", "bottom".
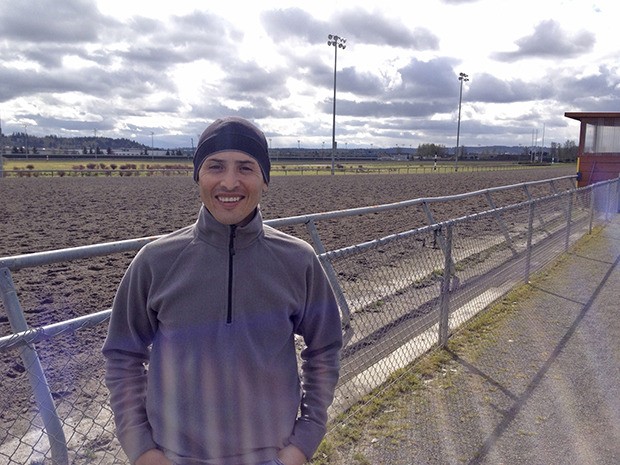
[{"left": 102, "top": 206, "right": 342, "bottom": 465}]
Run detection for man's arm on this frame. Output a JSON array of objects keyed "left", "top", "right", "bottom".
[
  {"left": 288, "top": 256, "right": 343, "bottom": 460},
  {"left": 102, "top": 258, "right": 159, "bottom": 463}
]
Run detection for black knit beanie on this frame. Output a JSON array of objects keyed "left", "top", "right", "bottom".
[{"left": 193, "top": 116, "right": 270, "bottom": 184}]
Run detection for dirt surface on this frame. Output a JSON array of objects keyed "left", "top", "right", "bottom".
[{"left": 0, "top": 165, "right": 576, "bottom": 461}]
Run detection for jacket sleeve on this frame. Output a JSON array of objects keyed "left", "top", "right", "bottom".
[
  {"left": 288, "top": 255, "right": 343, "bottom": 460},
  {"left": 102, "top": 253, "right": 159, "bottom": 464}
]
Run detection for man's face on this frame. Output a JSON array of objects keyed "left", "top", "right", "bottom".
[{"left": 198, "top": 150, "right": 267, "bottom": 226}]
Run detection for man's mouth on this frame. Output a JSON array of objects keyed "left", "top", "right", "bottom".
[{"left": 217, "top": 195, "right": 242, "bottom": 203}]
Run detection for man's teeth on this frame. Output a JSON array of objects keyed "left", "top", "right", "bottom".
[{"left": 219, "top": 196, "right": 241, "bottom": 203}]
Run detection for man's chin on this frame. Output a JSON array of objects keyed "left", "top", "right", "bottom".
[{"left": 210, "top": 207, "right": 257, "bottom": 227}]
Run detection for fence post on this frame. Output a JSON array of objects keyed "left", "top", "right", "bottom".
[
  {"left": 565, "top": 191, "right": 574, "bottom": 251},
  {"left": 588, "top": 184, "right": 595, "bottom": 234},
  {"left": 605, "top": 182, "right": 612, "bottom": 220},
  {"left": 438, "top": 223, "right": 453, "bottom": 347},
  {"left": 0, "top": 267, "right": 69, "bottom": 465},
  {"left": 525, "top": 200, "right": 535, "bottom": 283}
]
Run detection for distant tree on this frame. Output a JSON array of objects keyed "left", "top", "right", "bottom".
[
  {"left": 550, "top": 142, "right": 560, "bottom": 161},
  {"left": 559, "top": 140, "right": 578, "bottom": 162},
  {"left": 416, "top": 143, "right": 447, "bottom": 160}
]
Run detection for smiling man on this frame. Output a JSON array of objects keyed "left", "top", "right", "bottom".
[{"left": 103, "top": 116, "right": 342, "bottom": 465}]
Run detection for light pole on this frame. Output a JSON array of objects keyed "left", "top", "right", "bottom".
[
  {"left": 327, "top": 34, "right": 346, "bottom": 175},
  {"left": 454, "top": 72, "right": 469, "bottom": 172}
]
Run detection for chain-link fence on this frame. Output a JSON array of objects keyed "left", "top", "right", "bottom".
[{"left": 1, "top": 176, "right": 618, "bottom": 465}]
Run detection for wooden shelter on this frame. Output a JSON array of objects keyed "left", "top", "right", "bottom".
[{"left": 565, "top": 111, "right": 620, "bottom": 187}]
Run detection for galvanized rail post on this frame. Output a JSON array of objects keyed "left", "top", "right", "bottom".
[
  {"left": 438, "top": 223, "right": 453, "bottom": 347},
  {"left": 588, "top": 184, "right": 596, "bottom": 234},
  {"left": 525, "top": 201, "right": 536, "bottom": 283},
  {"left": 605, "top": 182, "right": 612, "bottom": 220},
  {"left": 565, "top": 191, "right": 574, "bottom": 251},
  {"left": 0, "top": 268, "right": 69, "bottom": 465}
]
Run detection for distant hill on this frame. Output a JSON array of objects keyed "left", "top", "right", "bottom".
[{"left": 1, "top": 132, "right": 147, "bottom": 152}]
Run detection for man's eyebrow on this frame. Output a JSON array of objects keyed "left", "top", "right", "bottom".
[
  {"left": 204, "top": 157, "right": 258, "bottom": 166},
  {"left": 235, "top": 159, "right": 258, "bottom": 165}
]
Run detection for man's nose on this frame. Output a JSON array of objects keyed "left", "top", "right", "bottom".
[{"left": 220, "top": 169, "right": 240, "bottom": 189}]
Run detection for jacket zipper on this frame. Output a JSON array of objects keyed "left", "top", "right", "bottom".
[{"left": 226, "top": 225, "right": 237, "bottom": 324}]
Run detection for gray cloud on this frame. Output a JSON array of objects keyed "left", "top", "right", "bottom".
[
  {"left": 394, "top": 58, "right": 459, "bottom": 100},
  {"left": 492, "top": 19, "right": 595, "bottom": 61},
  {"left": 466, "top": 74, "right": 553, "bottom": 103},
  {"left": 261, "top": 8, "right": 327, "bottom": 44},
  {"left": 0, "top": 0, "right": 107, "bottom": 43},
  {"left": 334, "top": 9, "right": 439, "bottom": 50}
]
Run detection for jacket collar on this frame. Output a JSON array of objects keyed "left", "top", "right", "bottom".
[{"left": 195, "top": 205, "right": 264, "bottom": 249}]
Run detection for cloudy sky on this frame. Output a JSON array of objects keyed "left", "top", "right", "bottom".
[{"left": 0, "top": 0, "right": 618, "bottom": 150}]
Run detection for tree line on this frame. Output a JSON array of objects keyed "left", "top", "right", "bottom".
[{"left": 412, "top": 140, "right": 578, "bottom": 162}]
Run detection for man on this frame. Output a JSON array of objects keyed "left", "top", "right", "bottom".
[{"left": 102, "top": 116, "right": 343, "bottom": 465}]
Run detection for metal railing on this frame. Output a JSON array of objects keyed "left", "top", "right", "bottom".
[
  {"left": 2, "top": 162, "right": 559, "bottom": 178},
  {"left": 1, "top": 175, "right": 618, "bottom": 465}
]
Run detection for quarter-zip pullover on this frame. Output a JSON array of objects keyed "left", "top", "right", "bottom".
[{"left": 103, "top": 206, "right": 342, "bottom": 465}]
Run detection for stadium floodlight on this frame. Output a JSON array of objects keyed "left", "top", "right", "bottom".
[
  {"left": 454, "top": 72, "right": 469, "bottom": 172},
  {"left": 327, "top": 34, "right": 347, "bottom": 175}
]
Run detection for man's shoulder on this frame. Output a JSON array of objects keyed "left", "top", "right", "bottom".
[
  {"left": 262, "top": 224, "right": 315, "bottom": 254},
  {"left": 137, "top": 224, "right": 195, "bottom": 260}
]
